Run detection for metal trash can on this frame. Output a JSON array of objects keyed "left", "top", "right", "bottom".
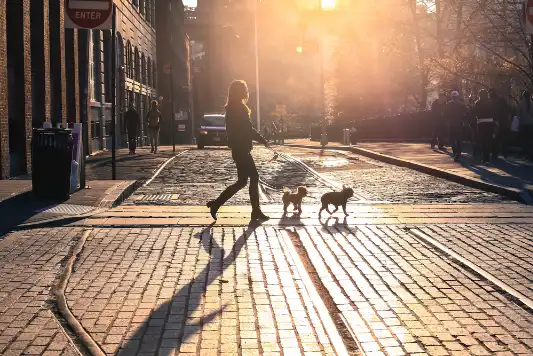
[
  {"left": 31, "top": 128, "right": 74, "bottom": 200},
  {"left": 342, "top": 129, "right": 351, "bottom": 145}
]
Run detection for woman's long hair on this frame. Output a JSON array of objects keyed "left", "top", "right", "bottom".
[{"left": 225, "top": 80, "right": 251, "bottom": 114}]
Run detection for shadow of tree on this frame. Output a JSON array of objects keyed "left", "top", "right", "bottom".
[{"left": 119, "top": 221, "right": 261, "bottom": 355}]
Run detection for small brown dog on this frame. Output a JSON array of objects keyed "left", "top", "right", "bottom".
[
  {"left": 282, "top": 186, "right": 308, "bottom": 214},
  {"left": 319, "top": 185, "right": 354, "bottom": 216}
]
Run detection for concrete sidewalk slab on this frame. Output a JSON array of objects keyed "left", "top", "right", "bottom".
[
  {"left": 0, "top": 180, "right": 140, "bottom": 234},
  {"left": 286, "top": 140, "right": 533, "bottom": 204}
]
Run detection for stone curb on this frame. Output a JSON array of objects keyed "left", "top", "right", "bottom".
[
  {"left": 99, "top": 180, "right": 143, "bottom": 208},
  {"left": 287, "top": 143, "right": 531, "bottom": 204}
]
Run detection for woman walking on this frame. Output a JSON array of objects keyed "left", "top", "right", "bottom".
[
  {"left": 146, "top": 100, "right": 163, "bottom": 153},
  {"left": 207, "top": 80, "right": 270, "bottom": 221}
]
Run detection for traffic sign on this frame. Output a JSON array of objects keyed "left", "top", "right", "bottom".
[{"left": 65, "top": 0, "right": 113, "bottom": 29}]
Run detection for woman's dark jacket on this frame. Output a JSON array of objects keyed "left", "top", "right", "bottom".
[{"left": 225, "top": 102, "right": 267, "bottom": 155}]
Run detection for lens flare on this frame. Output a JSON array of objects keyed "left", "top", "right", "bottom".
[{"left": 321, "top": 0, "right": 335, "bottom": 10}]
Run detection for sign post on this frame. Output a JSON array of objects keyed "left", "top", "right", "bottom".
[{"left": 65, "top": 0, "right": 115, "bottom": 179}]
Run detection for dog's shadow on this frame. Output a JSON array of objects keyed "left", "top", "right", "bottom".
[
  {"left": 279, "top": 211, "right": 302, "bottom": 226},
  {"left": 319, "top": 215, "right": 348, "bottom": 228}
]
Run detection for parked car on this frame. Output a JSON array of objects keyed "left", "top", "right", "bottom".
[{"left": 196, "top": 114, "right": 228, "bottom": 149}]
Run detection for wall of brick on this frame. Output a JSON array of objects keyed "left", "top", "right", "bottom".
[
  {"left": 23, "top": 0, "right": 32, "bottom": 174},
  {"left": 0, "top": 0, "right": 9, "bottom": 179},
  {"left": 74, "top": 29, "right": 80, "bottom": 124},
  {"left": 43, "top": 0, "right": 51, "bottom": 123},
  {"left": 59, "top": 0, "right": 67, "bottom": 127}
]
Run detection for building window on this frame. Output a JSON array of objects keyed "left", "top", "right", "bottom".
[
  {"left": 134, "top": 47, "right": 140, "bottom": 82},
  {"left": 126, "top": 41, "right": 133, "bottom": 78},
  {"left": 139, "top": 0, "right": 145, "bottom": 16},
  {"left": 151, "top": 0, "right": 155, "bottom": 26},
  {"left": 89, "top": 31, "right": 95, "bottom": 101},
  {"left": 132, "top": 0, "right": 138, "bottom": 7},
  {"left": 141, "top": 53, "right": 146, "bottom": 85},
  {"left": 103, "top": 31, "right": 112, "bottom": 103},
  {"left": 147, "top": 57, "right": 152, "bottom": 87},
  {"left": 152, "top": 61, "right": 157, "bottom": 89},
  {"left": 91, "top": 30, "right": 101, "bottom": 102},
  {"left": 146, "top": 0, "right": 152, "bottom": 25}
]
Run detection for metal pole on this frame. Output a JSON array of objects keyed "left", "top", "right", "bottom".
[
  {"left": 189, "top": 41, "right": 195, "bottom": 145},
  {"left": 111, "top": 5, "right": 117, "bottom": 180},
  {"left": 253, "top": 0, "right": 261, "bottom": 131},
  {"left": 169, "top": 0, "right": 176, "bottom": 153},
  {"left": 80, "top": 29, "right": 90, "bottom": 189}
]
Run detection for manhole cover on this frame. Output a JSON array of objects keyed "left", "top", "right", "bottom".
[
  {"left": 35, "top": 204, "right": 95, "bottom": 215},
  {"left": 133, "top": 194, "right": 180, "bottom": 202}
]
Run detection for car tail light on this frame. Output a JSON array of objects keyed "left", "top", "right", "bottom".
[{"left": 200, "top": 130, "right": 208, "bottom": 135}]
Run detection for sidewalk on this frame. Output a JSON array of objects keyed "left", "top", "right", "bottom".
[
  {"left": 86, "top": 146, "right": 190, "bottom": 181},
  {"left": 287, "top": 139, "right": 533, "bottom": 202},
  {"left": 0, "top": 146, "right": 187, "bottom": 234},
  {"left": 0, "top": 180, "right": 139, "bottom": 234}
]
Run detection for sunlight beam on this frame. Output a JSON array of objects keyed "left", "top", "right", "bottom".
[{"left": 321, "top": 0, "right": 336, "bottom": 10}]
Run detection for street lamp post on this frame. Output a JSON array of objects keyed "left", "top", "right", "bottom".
[
  {"left": 253, "top": 0, "right": 261, "bottom": 131},
  {"left": 318, "top": 0, "right": 327, "bottom": 146},
  {"left": 169, "top": 0, "right": 176, "bottom": 154}
]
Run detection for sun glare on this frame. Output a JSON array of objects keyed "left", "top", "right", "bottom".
[{"left": 321, "top": 0, "right": 336, "bottom": 10}]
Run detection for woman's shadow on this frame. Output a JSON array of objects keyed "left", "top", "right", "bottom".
[{"left": 119, "top": 221, "right": 261, "bottom": 355}]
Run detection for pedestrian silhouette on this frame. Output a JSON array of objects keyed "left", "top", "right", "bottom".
[
  {"left": 124, "top": 102, "right": 140, "bottom": 155},
  {"left": 146, "top": 100, "right": 163, "bottom": 153},
  {"left": 207, "top": 80, "right": 270, "bottom": 221}
]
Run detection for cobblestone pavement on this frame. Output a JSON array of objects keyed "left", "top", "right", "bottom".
[
  {"left": 276, "top": 147, "right": 510, "bottom": 204},
  {"left": 0, "top": 228, "right": 83, "bottom": 355},
  {"left": 127, "top": 148, "right": 336, "bottom": 206},
  {"left": 1, "top": 212, "right": 533, "bottom": 355},
  {"left": 293, "top": 224, "right": 533, "bottom": 355},
  {"left": 66, "top": 226, "right": 341, "bottom": 356},
  {"left": 418, "top": 224, "right": 533, "bottom": 302},
  {"left": 127, "top": 146, "right": 510, "bottom": 206}
]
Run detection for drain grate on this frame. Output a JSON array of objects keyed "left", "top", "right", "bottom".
[
  {"left": 133, "top": 194, "right": 180, "bottom": 202},
  {"left": 35, "top": 204, "right": 95, "bottom": 215}
]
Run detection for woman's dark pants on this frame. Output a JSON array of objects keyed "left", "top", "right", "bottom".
[
  {"left": 128, "top": 132, "right": 137, "bottom": 152},
  {"left": 213, "top": 152, "right": 260, "bottom": 210}
]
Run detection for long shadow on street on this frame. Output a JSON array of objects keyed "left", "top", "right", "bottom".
[{"left": 120, "top": 221, "right": 261, "bottom": 355}]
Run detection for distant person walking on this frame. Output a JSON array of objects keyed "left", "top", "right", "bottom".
[
  {"left": 444, "top": 91, "right": 469, "bottom": 161},
  {"left": 124, "top": 102, "right": 140, "bottom": 155},
  {"left": 473, "top": 89, "right": 496, "bottom": 163},
  {"left": 489, "top": 89, "right": 511, "bottom": 159},
  {"left": 518, "top": 90, "right": 533, "bottom": 160},
  {"left": 431, "top": 92, "right": 448, "bottom": 149},
  {"left": 271, "top": 121, "right": 279, "bottom": 144},
  {"left": 146, "top": 100, "right": 163, "bottom": 153},
  {"left": 207, "top": 80, "right": 270, "bottom": 221}
]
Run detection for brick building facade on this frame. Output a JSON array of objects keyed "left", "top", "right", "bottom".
[{"left": 0, "top": 0, "right": 190, "bottom": 179}]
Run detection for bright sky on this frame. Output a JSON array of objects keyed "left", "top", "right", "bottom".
[{"left": 183, "top": 0, "right": 197, "bottom": 7}]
